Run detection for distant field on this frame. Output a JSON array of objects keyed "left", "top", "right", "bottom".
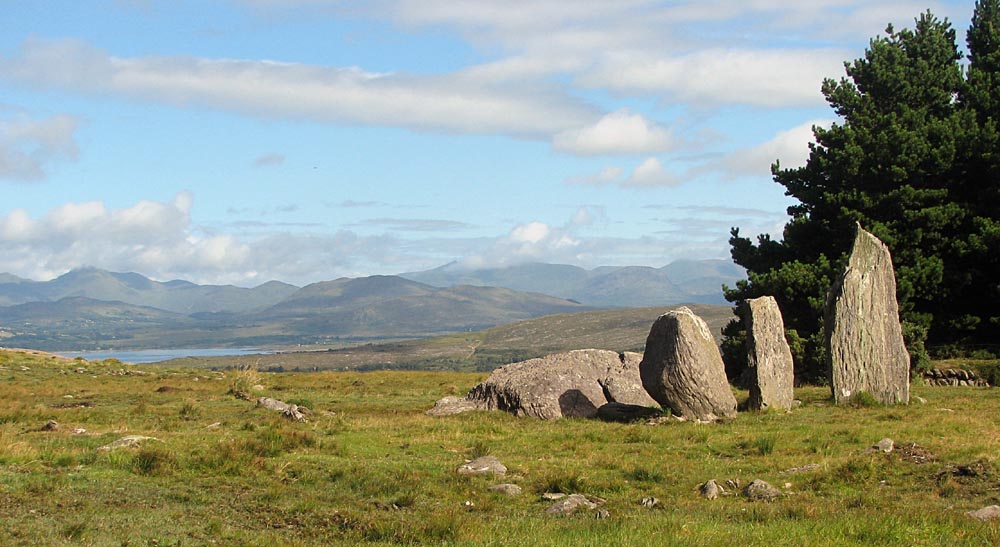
[
  {"left": 1, "top": 349, "right": 998, "bottom": 546},
  {"left": 158, "top": 304, "right": 734, "bottom": 372}
]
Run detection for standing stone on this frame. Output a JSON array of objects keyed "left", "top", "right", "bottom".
[
  {"left": 826, "top": 225, "right": 910, "bottom": 405},
  {"left": 745, "top": 296, "right": 795, "bottom": 411},
  {"left": 640, "top": 307, "right": 737, "bottom": 421}
]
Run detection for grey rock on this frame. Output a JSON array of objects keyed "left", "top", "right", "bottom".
[
  {"left": 41, "top": 420, "right": 60, "bottom": 432},
  {"left": 967, "top": 505, "right": 1000, "bottom": 521},
  {"left": 780, "top": 463, "right": 821, "bottom": 475},
  {"left": 488, "top": 483, "right": 522, "bottom": 496},
  {"left": 546, "top": 494, "right": 599, "bottom": 515},
  {"left": 256, "top": 397, "right": 308, "bottom": 422},
  {"left": 596, "top": 402, "right": 663, "bottom": 423},
  {"left": 595, "top": 509, "right": 611, "bottom": 519},
  {"left": 826, "top": 225, "right": 910, "bottom": 405},
  {"left": 745, "top": 296, "right": 795, "bottom": 411},
  {"left": 465, "top": 349, "right": 656, "bottom": 420},
  {"left": 640, "top": 497, "right": 660, "bottom": 508},
  {"left": 743, "top": 479, "right": 781, "bottom": 501},
  {"left": 874, "top": 438, "right": 895, "bottom": 453},
  {"left": 96, "top": 435, "right": 161, "bottom": 452},
  {"left": 541, "top": 493, "right": 567, "bottom": 501},
  {"left": 700, "top": 479, "right": 725, "bottom": 500},
  {"left": 640, "top": 307, "right": 737, "bottom": 421},
  {"left": 457, "top": 456, "right": 507, "bottom": 477},
  {"left": 426, "top": 396, "right": 483, "bottom": 416}
]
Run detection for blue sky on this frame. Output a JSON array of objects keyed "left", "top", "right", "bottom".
[{"left": 0, "top": 0, "right": 971, "bottom": 286}]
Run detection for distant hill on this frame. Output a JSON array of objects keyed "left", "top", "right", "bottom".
[
  {"left": 0, "top": 272, "right": 589, "bottom": 350},
  {"left": 0, "top": 268, "right": 298, "bottom": 313},
  {"left": 401, "top": 259, "right": 744, "bottom": 306}
]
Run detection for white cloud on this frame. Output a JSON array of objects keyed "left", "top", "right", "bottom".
[
  {"left": 624, "top": 157, "right": 682, "bottom": 188},
  {"left": 719, "top": 119, "right": 832, "bottom": 178},
  {"left": 553, "top": 109, "right": 674, "bottom": 155},
  {"left": 0, "top": 38, "right": 594, "bottom": 139},
  {"left": 583, "top": 48, "right": 846, "bottom": 108},
  {"left": 0, "top": 112, "right": 80, "bottom": 181}
]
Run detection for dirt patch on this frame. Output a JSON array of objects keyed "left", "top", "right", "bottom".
[{"left": 896, "top": 442, "right": 936, "bottom": 464}]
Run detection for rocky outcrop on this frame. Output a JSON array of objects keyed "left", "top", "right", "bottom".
[
  {"left": 438, "top": 349, "right": 658, "bottom": 420},
  {"left": 456, "top": 456, "right": 507, "bottom": 477},
  {"left": 826, "top": 225, "right": 910, "bottom": 405},
  {"left": 745, "top": 296, "right": 794, "bottom": 411},
  {"left": 640, "top": 307, "right": 737, "bottom": 421}
]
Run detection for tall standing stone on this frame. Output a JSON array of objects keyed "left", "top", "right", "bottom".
[
  {"left": 826, "top": 224, "right": 910, "bottom": 404},
  {"left": 745, "top": 296, "right": 794, "bottom": 411},
  {"left": 640, "top": 307, "right": 737, "bottom": 421}
]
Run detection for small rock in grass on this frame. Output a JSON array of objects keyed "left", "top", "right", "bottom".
[
  {"left": 967, "top": 505, "right": 1000, "bottom": 521},
  {"left": 457, "top": 456, "right": 507, "bottom": 477},
  {"left": 595, "top": 509, "right": 611, "bottom": 519},
  {"left": 640, "top": 497, "right": 660, "bottom": 508},
  {"left": 97, "top": 435, "right": 161, "bottom": 452},
  {"left": 542, "top": 493, "right": 566, "bottom": 501},
  {"left": 743, "top": 479, "right": 782, "bottom": 501},
  {"left": 488, "top": 483, "right": 522, "bottom": 496},
  {"left": 874, "top": 438, "right": 895, "bottom": 453},
  {"left": 546, "top": 494, "right": 599, "bottom": 515},
  {"left": 41, "top": 420, "right": 59, "bottom": 432},
  {"left": 700, "top": 479, "right": 725, "bottom": 500}
]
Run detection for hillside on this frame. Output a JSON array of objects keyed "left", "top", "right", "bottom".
[
  {"left": 0, "top": 274, "right": 592, "bottom": 351},
  {"left": 0, "top": 268, "right": 298, "bottom": 313},
  {"left": 402, "top": 259, "right": 744, "bottom": 306},
  {"left": 160, "top": 304, "right": 733, "bottom": 372}
]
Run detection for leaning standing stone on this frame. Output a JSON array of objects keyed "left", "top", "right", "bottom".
[
  {"left": 640, "top": 307, "right": 737, "bottom": 421},
  {"left": 745, "top": 296, "right": 795, "bottom": 411},
  {"left": 825, "top": 224, "right": 910, "bottom": 405}
]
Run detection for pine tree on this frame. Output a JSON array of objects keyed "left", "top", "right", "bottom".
[{"left": 725, "top": 12, "right": 967, "bottom": 381}]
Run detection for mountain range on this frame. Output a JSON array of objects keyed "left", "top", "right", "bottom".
[{"left": 0, "top": 260, "right": 744, "bottom": 351}]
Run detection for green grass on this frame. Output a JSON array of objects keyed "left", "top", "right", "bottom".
[{"left": 0, "top": 348, "right": 999, "bottom": 546}]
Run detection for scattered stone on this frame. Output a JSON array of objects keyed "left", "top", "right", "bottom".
[
  {"left": 744, "top": 296, "right": 795, "bottom": 411},
  {"left": 256, "top": 397, "right": 308, "bottom": 422},
  {"left": 725, "top": 478, "right": 740, "bottom": 490},
  {"left": 41, "top": 420, "right": 60, "bottom": 432},
  {"left": 743, "top": 479, "right": 782, "bottom": 501},
  {"left": 97, "top": 435, "right": 161, "bottom": 452},
  {"left": 967, "top": 505, "right": 1000, "bottom": 521},
  {"left": 457, "top": 456, "right": 507, "bottom": 477},
  {"left": 640, "top": 307, "right": 737, "bottom": 421},
  {"left": 700, "top": 479, "right": 725, "bottom": 500},
  {"left": 546, "top": 494, "right": 601, "bottom": 516},
  {"left": 541, "top": 493, "right": 567, "bottom": 501},
  {"left": 595, "top": 509, "right": 611, "bottom": 519},
  {"left": 425, "top": 396, "right": 482, "bottom": 417},
  {"left": 72, "top": 428, "right": 87, "bottom": 435},
  {"left": 204, "top": 422, "right": 223, "bottom": 429},
  {"left": 461, "top": 349, "right": 656, "bottom": 420},
  {"left": 640, "top": 497, "right": 660, "bottom": 508},
  {"left": 780, "top": 463, "right": 821, "bottom": 475},
  {"left": 596, "top": 402, "right": 663, "bottom": 423},
  {"left": 488, "top": 483, "right": 522, "bottom": 496},
  {"left": 826, "top": 224, "right": 910, "bottom": 405}
]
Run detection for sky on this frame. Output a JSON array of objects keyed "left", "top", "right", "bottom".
[{"left": 0, "top": 0, "right": 973, "bottom": 287}]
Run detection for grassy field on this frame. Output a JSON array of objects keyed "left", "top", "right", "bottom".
[{"left": 1, "top": 348, "right": 999, "bottom": 546}]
